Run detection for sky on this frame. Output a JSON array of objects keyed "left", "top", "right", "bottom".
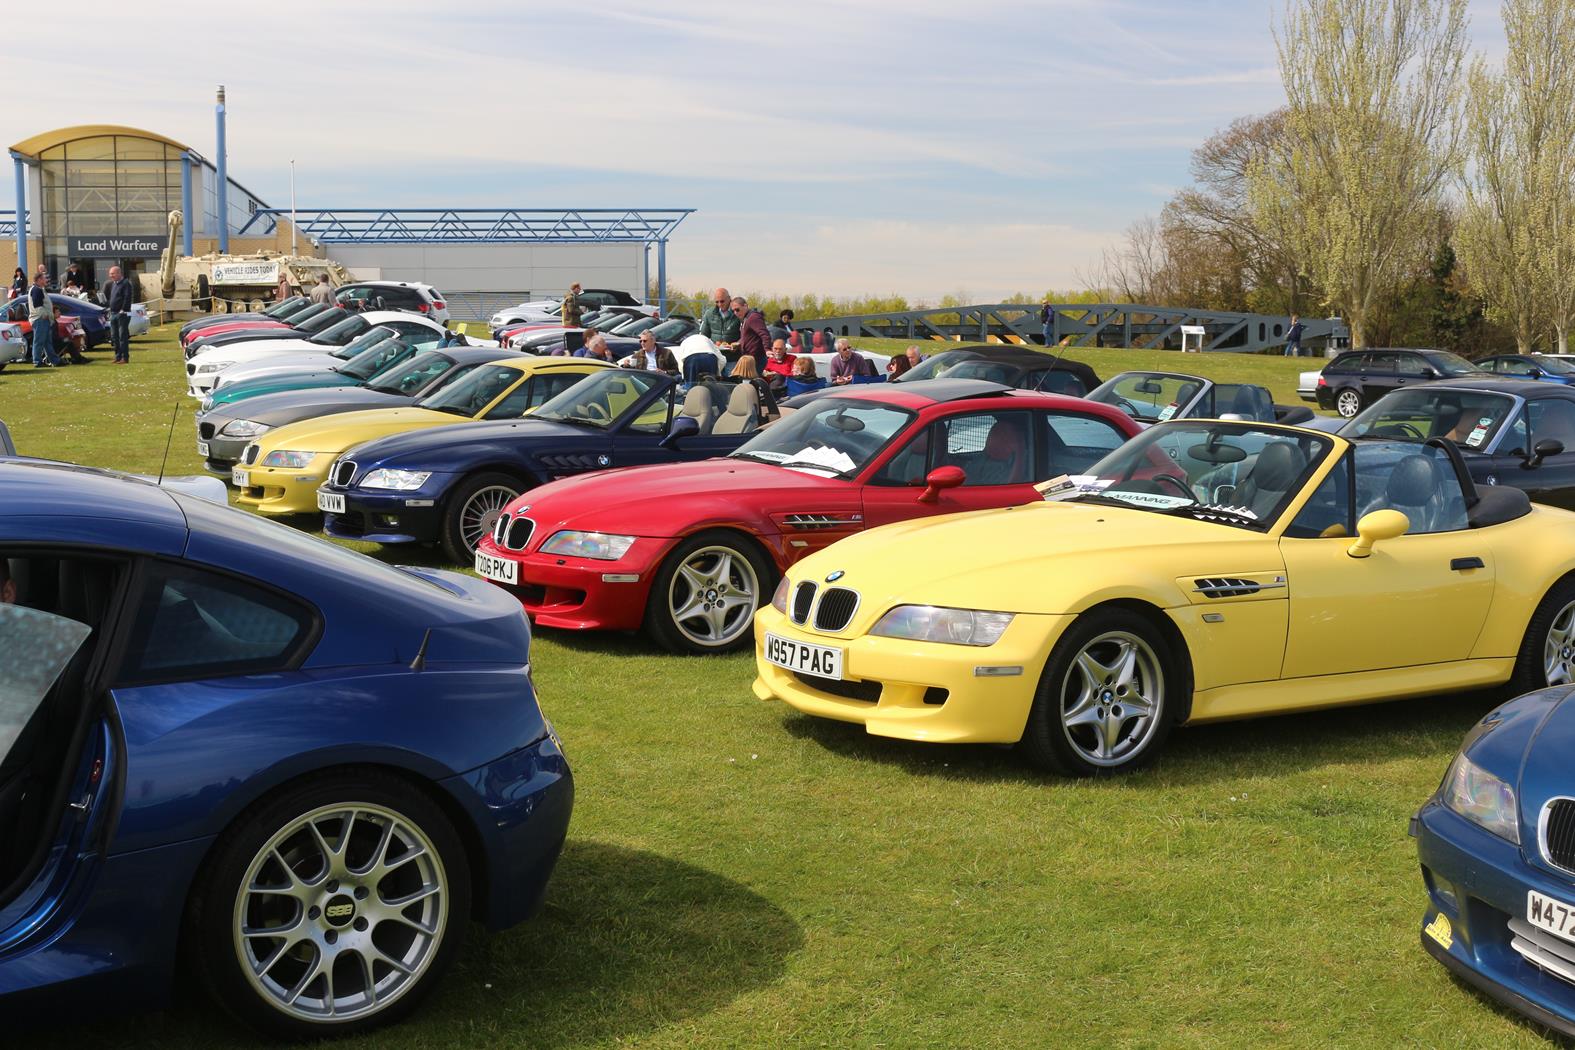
[{"left": 3, "top": 0, "right": 1510, "bottom": 301}]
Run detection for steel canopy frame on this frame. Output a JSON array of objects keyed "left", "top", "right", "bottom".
[{"left": 235, "top": 208, "right": 693, "bottom": 312}]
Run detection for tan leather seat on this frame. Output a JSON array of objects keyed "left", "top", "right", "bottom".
[
  {"left": 679, "top": 385, "right": 717, "bottom": 435},
  {"left": 714, "top": 383, "right": 760, "bottom": 435}
]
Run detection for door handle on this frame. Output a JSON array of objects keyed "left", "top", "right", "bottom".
[{"left": 1451, "top": 557, "right": 1485, "bottom": 571}]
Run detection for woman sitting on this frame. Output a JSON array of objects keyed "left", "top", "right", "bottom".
[{"left": 785, "top": 355, "right": 825, "bottom": 396}]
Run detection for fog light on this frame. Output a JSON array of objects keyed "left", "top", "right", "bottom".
[{"left": 377, "top": 515, "right": 401, "bottom": 527}]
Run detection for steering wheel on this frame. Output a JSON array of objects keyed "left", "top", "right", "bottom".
[
  {"left": 1151, "top": 473, "right": 1198, "bottom": 500},
  {"left": 579, "top": 402, "right": 612, "bottom": 423},
  {"left": 1111, "top": 396, "right": 1142, "bottom": 418}
]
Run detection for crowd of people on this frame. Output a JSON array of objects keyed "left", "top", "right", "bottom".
[{"left": 6, "top": 263, "right": 135, "bottom": 367}]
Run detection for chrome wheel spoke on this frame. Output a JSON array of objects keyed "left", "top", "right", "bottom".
[
  {"left": 668, "top": 545, "right": 759, "bottom": 646},
  {"left": 1059, "top": 630, "right": 1165, "bottom": 768}
]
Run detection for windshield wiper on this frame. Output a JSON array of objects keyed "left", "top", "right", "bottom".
[{"left": 773, "top": 459, "right": 852, "bottom": 477}]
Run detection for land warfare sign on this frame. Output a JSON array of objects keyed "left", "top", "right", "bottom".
[{"left": 67, "top": 235, "right": 168, "bottom": 258}]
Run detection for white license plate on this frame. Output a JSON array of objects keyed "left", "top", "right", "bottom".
[
  {"left": 1528, "top": 891, "right": 1575, "bottom": 943},
  {"left": 763, "top": 632, "right": 844, "bottom": 680},
  {"left": 196, "top": 441, "right": 210, "bottom": 457},
  {"left": 231, "top": 468, "right": 250, "bottom": 488},
  {"left": 475, "top": 550, "right": 518, "bottom": 585},
  {"left": 317, "top": 490, "right": 346, "bottom": 514}
]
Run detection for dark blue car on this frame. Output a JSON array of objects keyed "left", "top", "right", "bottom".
[
  {"left": 1413, "top": 685, "right": 1575, "bottom": 1038},
  {"left": 0, "top": 459, "right": 572, "bottom": 1038},
  {"left": 1478, "top": 355, "right": 1575, "bottom": 385},
  {"left": 319, "top": 368, "right": 767, "bottom": 562}
]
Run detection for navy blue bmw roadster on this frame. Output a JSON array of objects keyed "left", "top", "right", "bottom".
[{"left": 0, "top": 458, "right": 572, "bottom": 1038}]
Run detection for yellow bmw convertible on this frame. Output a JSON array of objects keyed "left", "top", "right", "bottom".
[
  {"left": 233, "top": 356, "right": 611, "bottom": 515},
  {"left": 754, "top": 419, "right": 1575, "bottom": 775}
]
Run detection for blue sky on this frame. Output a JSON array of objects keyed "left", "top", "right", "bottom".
[{"left": 5, "top": 0, "right": 1508, "bottom": 299}]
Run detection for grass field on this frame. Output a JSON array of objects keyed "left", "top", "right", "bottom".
[{"left": 2, "top": 328, "right": 1558, "bottom": 1048}]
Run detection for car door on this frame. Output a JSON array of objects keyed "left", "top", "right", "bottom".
[
  {"left": 1514, "top": 398, "right": 1575, "bottom": 509},
  {"left": 861, "top": 409, "right": 1043, "bottom": 528},
  {"left": 1278, "top": 443, "right": 1495, "bottom": 678},
  {"left": 1359, "top": 352, "right": 1400, "bottom": 402}
]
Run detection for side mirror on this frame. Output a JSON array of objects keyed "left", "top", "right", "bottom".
[
  {"left": 1420, "top": 368, "right": 1440, "bottom": 380},
  {"left": 1528, "top": 438, "right": 1565, "bottom": 468},
  {"left": 660, "top": 414, "right": 700, "bottom": 449},
  {"left": 917, "top": 465, "right": 966, "bottom": 503},
  {"left": 1347, "top": 509, "right": 1410, "bottom": 559}
]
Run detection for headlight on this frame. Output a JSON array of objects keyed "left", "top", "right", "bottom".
[
  {"left": 1442, "top": 753, "right": 1519, "bottom": 843},
  {"left": 870, "top": 605, "right": 1015, "bottom": 647},
  {"left": 771, "top": 576, "right": 790, "bottom": 613},
  {"left": 222, "top": 419, "right": 271, "bottom": 438},
  {"left": 359, "top": 468, "right": 432, "bottom": 491},
  {"left": 262, "top": 450, "right": 316, "bottom": 469},
  {"left": 539, "top": 530, "right": 637, "bottom": 560},
  {"left": 195, "top": 360, "right": 232, "bottom": 374},
  {"left": 200, "top": 396, "right": 215, "bottom": 412}
]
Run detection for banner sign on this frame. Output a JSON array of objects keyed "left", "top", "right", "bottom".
[
  {"left": 211, "top": 261, "right": 281, "bottom": 285},
  {"left": 67, "top": 234, "right": 167, "bottom": 258}
]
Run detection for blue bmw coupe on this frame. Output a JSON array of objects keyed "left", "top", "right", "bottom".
[
  {"left": 1413, "top": 686, "right": 1575, "bottom": 1038},
  {"left": 0, "top": 459, "right": 572, "bottom": 1038}
]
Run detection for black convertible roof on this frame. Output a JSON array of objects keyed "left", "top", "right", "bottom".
[
  {"left": 1426, "top": 377, "right": 1575, "bottom": 399},
  {"left": 926, "top": 345, "right": 1101, "bottom": 388}
]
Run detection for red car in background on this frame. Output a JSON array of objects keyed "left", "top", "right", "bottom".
[{"left": 473, "top": 379, "right": 1143, "bottom": 653}]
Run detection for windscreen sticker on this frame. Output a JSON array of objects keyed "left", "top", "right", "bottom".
[
  {"left": 788, "top": 445, "right": 857, "bottom": 474},
  {"left": 1038, "top": 474, "right": 1111, "bottom": 501},
  {"left": 1157, "top": 403, "right": 1179, "bottom": 421},
  {"left": 1478, "top": 417, "right": 1495, "bottom": 427},
  {"left": 1466, "top": 427, "right": 1488, "bottom": 447}
]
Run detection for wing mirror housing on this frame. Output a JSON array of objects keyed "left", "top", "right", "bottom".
[
  {"left": 1527, "top": 438, "right": 1564, "bottom": 468},
  {"left": 660, "top": 414, "right": 700, "bottom": 449},
  {"left": 1420, "top": 367, "right": 1440, "bottom": 380},
  {"left": 1348, "top": 509, "right": 1410, "bottom": 558},
  {"left": 917, "top": 465, "right": 966, "bottom": 503}
]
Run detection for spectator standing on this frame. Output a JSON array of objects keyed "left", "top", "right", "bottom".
[
  {"left": 828, "top": 339, "right": 870, "bottom": 385},
  {"left": 1040, "top": 299, "right": 1056, "bottom": 346},
  {"left": 309, "top": 274, "right": 335, "bottom": 306},
  {"left": 105, "top": 265, "right": 135, "bottom": 364},
  {"left": 731, "top": 296, "right": 771, "bottom": 370},
  {"left": 561, "top": 282, "right": 583, "bottom": 328},
  {"left": 9, "top": 267, "right": 25, "bottom": 300},
  {"left": 63, "top": 262, "right": 89, "bottom": 297},
  {"left": 28, "top": 274, "right": 60, "bottom": 368},
  {"left": 698, "top": 286, "right": 741, "bottom": 347},
  {"left": 1283, "top": 314, "right": 1305, "bottom": 357}
]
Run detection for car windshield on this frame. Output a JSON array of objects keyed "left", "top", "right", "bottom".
[
  {"left": 1088, "top": 373, "right": 1204, "bottom": 421},
  {"left": 533, "top": 369, "right": 666, "bottom": 428},
  {"left": 0, "top": 605, "right": 92, "bottom": 765},
  {"left": 730, "top": 398, "right": 915, "bottom": 477},
  {"left": 895, "top": 350, "right": 976, "bottom": 383},
  {"left": 1343, "top": 388, "right": 1517, "bottom": 451},
  {"left": 1533, "top": 356, "right": 1575, "bottom": 376},
  {"left": 647, "top": 319, "right": 690, "bottom": 342},
  {"left": 1429, "top": 351, "right": 1484, "bottom": 377},
  {"left": 414, "top": 363, "right": 523, "bottom": 416},
  {"left": 295, "top": 308, "right": 347, "bottom": 335},
  {"left": 263, "top": 295, "right": 307, "bottom": 317},
  {"left": 365, "top": 350, "right": 456, "bottom": 393},
  {"left": 310, "top": 315, "right": 370, "bottom": 347},
  {"left": 341, "top": 338, "right": 417, "bottom": 381},
  {"left": 609, "top": 315, "right": 657, "bottom": 336},
  {"left": 328, "top": 326, "right": 398, "bottom": 362},
  {"left": 1047, "top": 421, "right": 1333, "bottom": 529}
]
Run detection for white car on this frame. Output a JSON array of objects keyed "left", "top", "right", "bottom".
[
  {"left": 490, "top": 288, "right": 655, "bottom": 327},
  {"left": 0, "top": 320, "right": 27, "bottom": 370},
  {"left": 129, "top": 303, "right": 150, "bottom": 338},
  {"left": 1297, "top": 368, "right": 1322, "bottom": 403},
  {"left": 185, "top": 312, "right": 447, "bottom": 397},
  {"left": 335, "top": 281, "right": 450, "bottom": 324}
]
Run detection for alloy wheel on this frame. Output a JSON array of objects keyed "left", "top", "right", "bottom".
[
  {"left": 1544, "top": 600, "right": 1575, "bottom": 685},
  {"left": 1059, "top": 630, "right": 1165, "bottom": 768},
  {"left": 459, "top": 485, "right": 518, "bottom": 554},
  {"left": 1336, "top": 389, "right": 1361, "bottom": 418},
  {"left": 667, "top": 545, "right": 759, "bottom": 648},
  {"left": 232, "top": 803, "right": 448, "bottom": 1024}
]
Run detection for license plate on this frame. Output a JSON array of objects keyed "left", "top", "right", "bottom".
[
  {"left": 1528, "top": 891, "right": 1575, "bottom": 943},
  {"left": 317, "top": 490, "right": 346, "bottom": 514},
  {"left": 763, "top": 632, "right": 844, "bottom": 680},
  {"left": 231, "top": 468, "right": 250, "bottom": 487},
  {"left": 196, "top": 441, "right": 210, "bottom": 457},
  {"left": 475, "top": 550, "right": 518, "bottom": 585}
]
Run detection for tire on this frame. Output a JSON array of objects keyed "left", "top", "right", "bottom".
[
  {"left": 645, "top": 530, "right": 772, "bottom": 654},
  {"left": 1511, "top": 577, "right": 1575, "bottom": 693},
  {"left": 188, "top": 769, "right": 471, "bottom": 1040},
  {"left": 1335, "top": 387, "right": 1363, "bottom": 418},
  {"left": 1019, "top": 609, "right": 1180, "bottom": 776},
  {"left": 439, "top": 471, "right": 525, "bottom": 564}
]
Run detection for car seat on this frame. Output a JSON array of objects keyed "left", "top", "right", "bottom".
[
  {"left": 811, "top": 332, "right": 828, "bottom": 352},
  {"left": 678, "top": 385, "right": 717, "bottom": 435},
  {"left": 1368, "top": 453, "right": 1453, "bottom": 532},
  {"left": 970, "top": 422, "right": 1029, "bottom": 485},
  {"left": 1231, "top": 442, "right": 1307, "bottom": 519},
  {"left": 788, "top": 331, "right": 804, "bottom": 351},
  {"left": 713, "top": 383, "right": 761, "bottom": 435}
]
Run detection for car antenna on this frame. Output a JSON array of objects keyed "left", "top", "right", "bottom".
[
  {"left": 409, "top": 628, "right": 433, "bottom": 671},
  {"left": 155, "top": 400, "right": 181, "bottom": 485}
]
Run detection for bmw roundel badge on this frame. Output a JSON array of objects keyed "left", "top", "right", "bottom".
[
  {"left": 597, "top": 454, "right": 611, "bottom": 467},
  {"left": 826, "top": 570, "right": 845, "bottom": 582}
]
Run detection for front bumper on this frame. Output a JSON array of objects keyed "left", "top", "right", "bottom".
[
  {"left": 322, "top": 484, "right": 447, "bottom": 545},
  {"left": 186, "top": 370, "right": 220, "bottom": 397},
  {"left": 233, "top": 459, "right": 332, "bottom": 515},
  {"left": 478, "top": 536, "right": 668, "bottom": 632},
  {"left": 0, "top": 339, "right": 25, "bottom": 365},
  {"left": 1414, "top": 798, "right": 1575, "bottom": 1038},
  {"left": 750, "top": 604, "right": 1065, "bottom": 745},
  {"left": 193, "top": 429, "right": 255, "bottom": 471},
  {"left": 437, "top": 731, "right": 573, "bottom": 930}
]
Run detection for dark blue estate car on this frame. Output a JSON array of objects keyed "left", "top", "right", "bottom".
[
  {"left": 0, "top": 459, "right": 572, "bottom": 1038},
  {"left": 1413, "top": 680, "right": 1575, "bottom": 1039},
  {"left": 319, "top": 368, "right": 767, "bottom": 562}
]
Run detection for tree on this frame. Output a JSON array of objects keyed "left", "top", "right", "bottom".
[
  {"left": 1453, "top": 0, "right": 1575, "bottom": 352},
  {"left": 1248, "top": 0, "right": 1469, "bottom": 347}
]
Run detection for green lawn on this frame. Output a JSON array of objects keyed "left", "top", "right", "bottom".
[{"left": 3, "top": 328, "right": 1557, "bottom": 1048}]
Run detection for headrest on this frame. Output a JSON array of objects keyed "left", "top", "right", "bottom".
[
  {"left": 1387, "top": 454, "right": 1441, "bottom": 505},
  {"left": 984, "top": 424, "right": 1026, "bottom": 460},
  {"left": 1252, "top": 442, "right": 1306, "bottom": 490}
]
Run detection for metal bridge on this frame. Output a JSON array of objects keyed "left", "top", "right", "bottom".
[
  {"left": 0, "top": 211, "right": 20, "bottom": 238},
  {"left": 795, "top": 303, "right": 1346, "bottom": 354}
]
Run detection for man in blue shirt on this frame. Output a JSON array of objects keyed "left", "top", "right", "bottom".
[
  {"left": 105, "top": 265, "right": 135, "bottom": 364},
  {"left": 1283, "top": 314, "right": 1306, "bottom": 357}
]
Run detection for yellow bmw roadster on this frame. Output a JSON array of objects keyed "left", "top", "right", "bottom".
[{"left": 753, "top": 420, "right": 1575, "bottom": 775}]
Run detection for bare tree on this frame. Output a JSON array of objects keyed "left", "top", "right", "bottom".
[{"left": 1249, "top": 0, "right": 1469, "bottom": 347}]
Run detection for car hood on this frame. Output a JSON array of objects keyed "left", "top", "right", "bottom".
[
  {"left": 783, "top": 500, "right": 1281, "bottom": 621},
  {"left": 190, "top": 340, "right": 330, "bottom": 370},
  {"left": 257, "top": 407, "right": 466, "bottom": 455},
  {"left": 206, "top": 388, "right": 413, "bottom": 429},
  {"left": 343, "top": 418, "right": 594, "bottom": 473},
  {"left": 209, "top": 371, "right": 352, "bottom": 406},
  {"left": 1507, "top": 689, "right": 1575, "bottom": 829},
  {"left": 217, "top": 350, "right": 346, "bottom": 380}
]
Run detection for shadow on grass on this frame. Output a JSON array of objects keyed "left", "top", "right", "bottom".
[
  {"left": 781, "top": 687, "right": 1501, "bottom": 787},
  {"left": 42, "top": 842, "right": 801, "bottom": 1050}
]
